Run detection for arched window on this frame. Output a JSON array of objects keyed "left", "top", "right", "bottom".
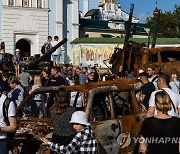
[
  {"left": 22, "top": 0, "right": 29, "bottom": 7},
  {"left": 37, "top": 0, "right": 42, "bottom": 8}
]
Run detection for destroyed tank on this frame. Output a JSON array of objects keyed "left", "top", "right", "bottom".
[
  {"left": 108, "top": 4, "right": 180, "bottom": 77},
  {"left": 28, "top": 38, "right": 67, "bottom": 70},
  {"left": 0, "top": 38, "right": 67, "bottom": 73}
]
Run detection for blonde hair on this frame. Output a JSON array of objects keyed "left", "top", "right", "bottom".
[
  {"left": 33, "top": 75, "right": 42, "bottom": 87},
  {"left": 155, "top": 91, "right": 172, "bottom": 114}
]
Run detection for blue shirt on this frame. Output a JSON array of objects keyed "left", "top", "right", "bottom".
[{"left": 169, "top": 81, "right": 180, "bottom": 94}]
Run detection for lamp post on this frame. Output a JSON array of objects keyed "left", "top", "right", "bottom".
[{"left": 152, "top": 7, "right": 160, "bottom": 48}]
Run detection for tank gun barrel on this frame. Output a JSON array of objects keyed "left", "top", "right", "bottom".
[
  {"left": 28, "top": 38, "right": 67, "bottom": 69},
  {"left": 123, "top": 4, "right": 134, "bottom": 48}
]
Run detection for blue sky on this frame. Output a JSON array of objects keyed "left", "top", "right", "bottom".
[{"left": 79, "top": 0, "right": 180, "bottom": 23}]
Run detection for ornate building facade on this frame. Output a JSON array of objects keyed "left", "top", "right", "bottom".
[
  {"left": 0, "top": 0, "right": 79, "bottom": 63},
  {"left": 98, "top": 1, "right": 139, "bottom": 23}
]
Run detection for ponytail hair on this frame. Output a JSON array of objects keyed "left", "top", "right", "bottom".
[{"left": 155, "top": 91, "right": 172, "bottom": 114}]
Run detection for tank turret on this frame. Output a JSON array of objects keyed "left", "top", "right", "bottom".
[{"left": 28, "top": 38, "right": 68, "bottom": 69}]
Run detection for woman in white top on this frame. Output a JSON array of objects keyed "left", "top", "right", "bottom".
[
  {"left": 70, "top": 75, "right": 84, "bottom": 110},
  {"left": 29, "top": 75, "right": 42, "bottom": 117}
]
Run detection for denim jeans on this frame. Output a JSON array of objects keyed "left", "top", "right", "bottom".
[
  {"left": 23, "top": 86, "right": 29, "bottom": 97},
  {"left": 0, "top": 140, "right": 8, "bottom": 154},
  {"left": 31, "top": 100, "right": 41, "bottom": 117}
]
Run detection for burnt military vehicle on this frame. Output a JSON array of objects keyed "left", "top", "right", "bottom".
[
  {"left": 13, "top": 78, "right": 144, "bottom": 154},
  {"left": 0, "top": 38, "right": 67, "bottom": 74},
  {"left": 108, "top": 4, "right": 180, "bottom": 77},
  {"left": 109, "top": 44, "right": 180, "bottom": 77}
]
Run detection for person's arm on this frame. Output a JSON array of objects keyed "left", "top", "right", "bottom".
[
  {"left": 41, "top": 133, "right": 83, "bottom": 153},
  {"left": 0, "top": 116, "right": 17, "bottom": 133},
  {"left": 178, "top": 107, "right": 180, "bottom": 118},
  {"left": 146, "top": 91, "right": 156, "bottom": 117},
  {"left": 141, "top": 94, "right": 146, "bottom": 102},
  {"left": 139, "top": 119, "right": 149, "bottom": 154},
  {"left": 29, "top": 85, "right": 37, "bottom": 94},
  {"left": 29, "top": 76, "right": 33, "bottom": 83},
  {"left": 177, "top": 96, "right": 180, "bottom": 118},
  {"left": 139, "top": 136, "right": 148, "bottom": 154},
  {"left": 147, "top": 106, "right": 155, "bottom": 117},
  {"left": 81, "top": 93, "right": 85, "bottom": 107}
]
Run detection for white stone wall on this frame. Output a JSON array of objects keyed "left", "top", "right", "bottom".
[
  {"left": 2, "top": 6, "right": 49, "bottom": 55},
  {"left": 56, "top": 0, "right": 63, "bottom": 41},
  {"left": 69, "top": 0, "right": 79, "bottom": 63}
]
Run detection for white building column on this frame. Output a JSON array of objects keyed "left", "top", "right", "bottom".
[
  {"left": 56, "top": 0, "right": 63, "bottom": 40},
  {"left": 15, "top": 0, "right": 22, "bottom": 7},
  {"left": 72, "top": 0, "right": 79, "bottom": 39},
  {"left": 67, "top": 0, "right": 79, "bottom": 63},
  {"left": 31, "top": 0, "right": 36, "bottom": 7},
  {"left": 83, "top": 0, "right": 88, "bottom": 16},
  {"left": 44, "top": 0, "right": 48, "bottom": 8}
]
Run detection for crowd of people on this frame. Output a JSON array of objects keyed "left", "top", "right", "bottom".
[
  {"left": 137, "top": 66, "right": 180, "bottom": 154},
  {"left": 0, "top": 59, "right": 103, "bottom": 153}
]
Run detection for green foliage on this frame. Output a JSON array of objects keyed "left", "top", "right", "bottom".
[{"left": 146, "top": 5, "right": 180, "bottom": 38}]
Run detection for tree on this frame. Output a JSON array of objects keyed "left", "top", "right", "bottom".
[{"left": 146, "top": 5, "right": 180, "bottom": 38}]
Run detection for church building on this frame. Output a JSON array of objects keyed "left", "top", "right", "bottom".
[{"left": 0, "top": 0, "right": 79, "bottom": 63}]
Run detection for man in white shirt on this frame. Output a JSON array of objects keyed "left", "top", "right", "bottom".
[
  {"left": 0, "top": 94, "right": 17, "bottom": 154},
  {"left": 51, "top": 36, "right": 61, "bottom": 67},
  {"left": 147, "top": 74, "right": 180, "bottom": 117}
]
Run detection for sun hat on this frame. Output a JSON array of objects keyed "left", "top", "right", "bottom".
[
  {"left": 15, "top": 49, "right": 20, "bottom": 52},
  {"left": 69, "top": 111, "right": 90, "bottom": 126}
]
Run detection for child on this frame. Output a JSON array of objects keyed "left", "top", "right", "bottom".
[
  {"left": 12, "top": 49, "right": 21, "bottom": 76},
  {"left": 40, "top": 111, "right": 98, "bottom": 153}
]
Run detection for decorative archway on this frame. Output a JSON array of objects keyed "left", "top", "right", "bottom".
[{"left": 16, "top": 39, "right": 31, "bottom": 58}]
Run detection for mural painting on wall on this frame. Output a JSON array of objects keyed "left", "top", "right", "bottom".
[
  {"left": 73, "top": 45, "right": 81, "bottom": 66},
  {"left": 73, "top": 44, "right": 120, "bottom": 68}
]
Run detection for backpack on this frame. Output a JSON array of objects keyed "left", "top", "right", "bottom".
[
  {"left": 46, "top": 43, "right": 51, "bottom": 50},
  {"left": 3, "top": 97, "right": 11, "bottom": 125},
  {"left": 151, "top": 76, "right": 158, "bottom": 83},
  {"left": 41, "top": 44, "right": 46, "bottom": 54},
  {"left": 3, "top": 97, "right": 15, "bottom": 150}
]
